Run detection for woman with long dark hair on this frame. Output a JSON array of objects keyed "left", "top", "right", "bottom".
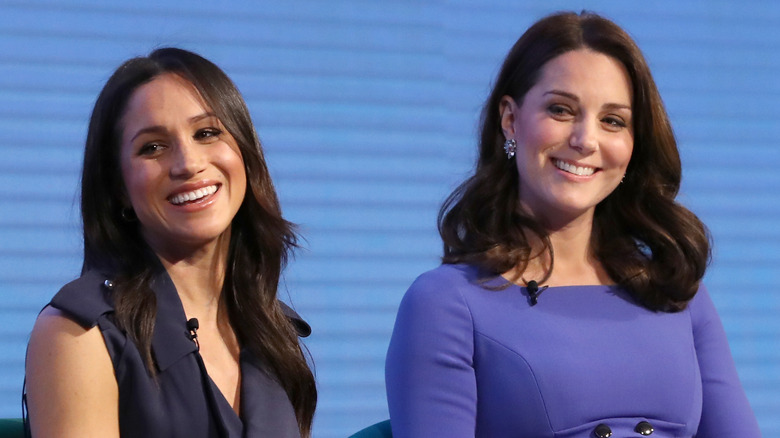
[
  {"left": 25, "top": 48, "right": 316, "bottom": 437},
  {"left": 385, "top": 12, "right": 759, "bottom": 437}
]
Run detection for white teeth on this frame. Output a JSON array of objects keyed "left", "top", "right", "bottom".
[
  {"left": 169, "top": 185, "right": 218, "bottom": 205},
  {"left": 554, "top": 159, "right": 595, "bottom": 176}
]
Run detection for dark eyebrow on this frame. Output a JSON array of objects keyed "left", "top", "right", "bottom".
[
  {"left": 130, "top": 125, "right": 167, "bottom": 143},
  {"left": 189, "top": 112, "right": 218, "bottom": 124},
  {"left": 544, "top": 90, "right": 631, "bottom": 111},
  {"left": 129, "top": 112, "right": 218, "bottom": 143},
  {"left": 544, "top": 90, "right": 579, "bottom": 101}
]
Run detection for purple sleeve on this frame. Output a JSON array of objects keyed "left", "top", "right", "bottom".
[
  {"left": 385, "top": 271, "right": 477, "bottom": 437},
  {"left": 691, "top": 286, "right": 761, "bottom": 436}
]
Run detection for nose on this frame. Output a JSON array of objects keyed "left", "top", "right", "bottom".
[
  {"left": 169, "top": 138, "right": 206, "bottom": 179},
  {"left": 569, "top": 119, "right": 598, "bottom": 154}
]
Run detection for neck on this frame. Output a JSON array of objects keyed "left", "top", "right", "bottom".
[
  {"left": 514, "top": 209, "right": 612, "bottom": 286},
  {"left": 153, "top": 234, "right": 231, "bottom": 323}
]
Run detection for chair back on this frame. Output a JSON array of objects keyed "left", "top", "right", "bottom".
[
  {"left": 348, "top": 419, "right": 392, "bottom": 438},
  {"left": 0, "top": 419, "right": 24, "bottom": 438}
]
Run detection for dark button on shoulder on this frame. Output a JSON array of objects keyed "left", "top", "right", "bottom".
[
  {"left": 635, "top": 421, "right": 654, "bottom": 435},
  {"left": 594, "top": 423, "right": 612, "bottom": 438}
]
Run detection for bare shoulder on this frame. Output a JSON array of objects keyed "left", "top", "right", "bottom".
[
  {"left": 29, "top": 306, "right": 99, "bottom": 341},
  {"left": 26, "top": 306, "right": 120, "bottom": 438}
]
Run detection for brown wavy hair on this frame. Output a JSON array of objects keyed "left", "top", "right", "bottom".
[
  {"left": 439, "top": 11, "right": 710, "bottom": 311},
  {"left": 81, "top": 48, "right": 316, "bottom": 434}
]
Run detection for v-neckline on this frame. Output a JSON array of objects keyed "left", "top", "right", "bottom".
[{"left": 208, "top": 356, "right": 245, "bottom": 437}]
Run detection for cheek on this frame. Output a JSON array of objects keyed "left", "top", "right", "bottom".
[
  {"left": 518, "top": 118, "right": 566, "bottom": 154},
  {"left": 220, "top": 146, "right": 247, "bottom": 196},
  {"left": 121, "top": 161, "right": 159, "bottom": 207},
  {"left": 515, "top": 126, "right": 557, "bottom": 177},
  {"left": 233, "top": 164, "right": 247, "bottom": 199},
  {"left": 605, "top": 137, "right": 634, "bottom": 169}
]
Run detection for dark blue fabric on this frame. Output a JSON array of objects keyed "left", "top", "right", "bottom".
[{"left": 49, "top": 268, "right": 305, "bottom": 438}]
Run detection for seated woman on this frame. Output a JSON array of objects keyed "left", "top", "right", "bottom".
[
  {"left": 25, "top": 48, "right": 316, "bottom": 438},
  {"left": 385, "top": 11, "right": 760, "bottom": 438}
]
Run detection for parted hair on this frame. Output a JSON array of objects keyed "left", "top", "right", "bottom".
[
  {"left": 439, "top": 11, "right": 710, "bottom": 311},
  {"left": 81, "top": 48, "right": 316, "bottom": 435}
]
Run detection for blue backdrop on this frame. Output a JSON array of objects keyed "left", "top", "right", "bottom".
[{"left": 0, "top": 1, "right": 778, "bottom": 436}]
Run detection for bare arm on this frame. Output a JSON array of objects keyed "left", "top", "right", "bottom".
[{"left": 25, "top": 306, "right": 120, "bottom": 438}]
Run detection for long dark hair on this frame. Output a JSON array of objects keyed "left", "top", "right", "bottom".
[
  {"left": 81, "top": 47, "right": 316, "bottom": 434},
  {"left": 439, "top": 11, "right": 710, "bottom": 311}
]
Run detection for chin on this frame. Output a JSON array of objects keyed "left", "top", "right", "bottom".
[{"left": 169, "top": 226, "right": 230, "bottom": 246}]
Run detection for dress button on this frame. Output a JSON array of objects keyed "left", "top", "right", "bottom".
[
  {"left": 594, "top": 423, "right": 612, "bottom": 438},
  {"left": 635, "top": 421, "right": 654, "bottom": 435}
]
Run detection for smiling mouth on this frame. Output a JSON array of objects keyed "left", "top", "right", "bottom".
[
  {"left": 169, "top": 184, "right": 219, "bottom": 205},
  {"left": 553, "top": 159, "right": 597, "bottom": 176}
]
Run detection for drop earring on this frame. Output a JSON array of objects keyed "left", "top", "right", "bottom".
[{"left": 503, "top": 139, "right": 517, "bottom": 159}]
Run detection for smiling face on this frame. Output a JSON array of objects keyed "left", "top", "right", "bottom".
[
  {"left": 119, "top": 73, "right": 247, "bottom": 258},
  {"left": 500, "top": 49, "right": 634, "bottom": 228}
]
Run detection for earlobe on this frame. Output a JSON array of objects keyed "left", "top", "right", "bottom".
[{"left": 499, "top": 96, "right": 517, "bottom": 140}]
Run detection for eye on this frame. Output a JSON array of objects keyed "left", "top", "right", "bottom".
[
  {"left": 547, "top": 104, "right": 574, "bottom": 119},
  {"left": 194, "top": 127, "right": 222, "bottom": 141},
  {"left": 137, "top": 142, "right": 165, "bottom": 156},
  {"left": 602, "top": 115, "right": 628, "bottom": 130}
]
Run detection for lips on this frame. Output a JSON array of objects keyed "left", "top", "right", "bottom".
[
  {"left": 553, "top": 159, "right": 597, "bottom": 176},
  {"left": 168, "top": 184, "right": 219, "bottom": 205}
]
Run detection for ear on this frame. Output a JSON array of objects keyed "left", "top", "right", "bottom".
[{"left": 499, "top": 95, "right": 519, "bottom": 140}]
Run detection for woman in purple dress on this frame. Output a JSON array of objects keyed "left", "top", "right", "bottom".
[{"left": 385, "top": 11, "right": 760, "bottom": 437}]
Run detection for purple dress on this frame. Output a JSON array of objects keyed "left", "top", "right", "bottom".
[{"left": 385, "top": 264, "right": 760, "bottom": 437}]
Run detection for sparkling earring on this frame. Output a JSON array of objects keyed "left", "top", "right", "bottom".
[{"left": 503, "top": 139, "right": 517, "bottom": 159}]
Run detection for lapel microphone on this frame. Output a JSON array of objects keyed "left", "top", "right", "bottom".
[
  {"left": 186, "top": 318, "right": 200, "bottom": 349},
  {"left": 526, "top": 280, "right": 549, "bottom": 306}
]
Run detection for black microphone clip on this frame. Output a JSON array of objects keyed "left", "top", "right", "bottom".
[
  {"left": 186, "top": 318, "right": 200, "bottom": 349},
  {"left": 526, "top": 280, "right": 548, "bottom": 306}
]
